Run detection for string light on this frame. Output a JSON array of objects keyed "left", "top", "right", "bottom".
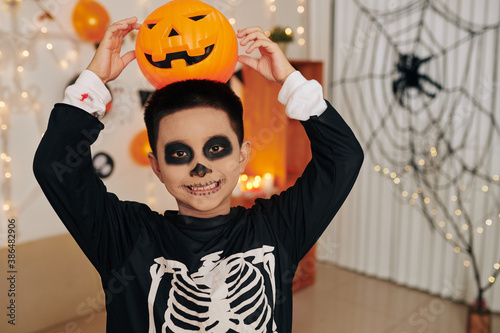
[
  {"left": 489, "top": 277, "right": 495, "bottom": 283},
  {"left": 374, "top": 165, "right": 381, "bottom": 172},
  {"left": 439, "top": 221, "right": 446, "bottom": 228},
  {"left": 297, "top": 5, "right": 305, "bottom": 13},
  {"left": 477, "top": 227, "right": 484, "bottom": 234},
  {"left": 446, "top": 233, "right": 453, "bottom": 240},
  {"left": 493, "top": 175, "right": 499, "bottom": 181},
  {"left": 485, "top": 219, "right": 492, "bottom": 226},
  {"left": 462, "top": 224, "right": 468, "bottom": 230},
  {"left": 464, "top": 260, "right": 470, "bottom": 267},
  {"left": 481, "top": 185, "right": 488, "bottom": 192},
  {"left": 454, "top": 247, "right": 460, "bottom": 253},
  {"left": 494, "top": 263, "right": 500, "bottom": 270}
]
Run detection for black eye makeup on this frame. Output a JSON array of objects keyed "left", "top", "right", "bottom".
[
  {"left": 203, "top": 136, "right": 233, "bottom": 160},
  {"left": 164, "top": 142, "right": 194, "bottom": 165}
]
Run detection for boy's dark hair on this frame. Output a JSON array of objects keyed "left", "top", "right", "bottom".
[{"left": 144, "top": 79, "right": 244, "bottom": 157}]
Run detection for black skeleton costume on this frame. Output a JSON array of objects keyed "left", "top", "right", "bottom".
[{"left": 33, "top": 70, "right": 363, "bottom": 332}]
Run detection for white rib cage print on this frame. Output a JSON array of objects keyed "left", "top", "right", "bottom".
[{"left": 148, "top": 246, "right": 277, "bottom": 333}]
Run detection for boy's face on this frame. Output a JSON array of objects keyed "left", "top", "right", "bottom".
[{"left": 148, "top": 107, "right": 250, "bottom": 218}]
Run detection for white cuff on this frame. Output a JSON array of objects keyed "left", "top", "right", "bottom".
[
  {"left": 278, "top": 71, "right": 327, "bottom": 121},
  {"left": 62, "top": 70, "right": 111, "bottom": 118}
]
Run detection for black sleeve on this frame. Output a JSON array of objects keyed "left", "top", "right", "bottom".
[
  {"left": 255, "top": 101, "right": 364, "bottom": 264},
  {"left": 33, "top": 104, "right": 144, "bottom": 275}
]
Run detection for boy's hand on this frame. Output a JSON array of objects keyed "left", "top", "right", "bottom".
[
  {"left": 86, "top": 17, "right": 141, "bottom": 84},
  {"left": 237, "top": 27, "right": 295, "bottom": 85}
]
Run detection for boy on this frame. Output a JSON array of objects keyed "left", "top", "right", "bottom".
[{"left": 34, "top": 17, "right": 363, "bottom": 332}]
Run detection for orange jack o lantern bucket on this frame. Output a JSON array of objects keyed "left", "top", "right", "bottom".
[{"left": 135, "top": 0, "right": 238, "bottom": 89}]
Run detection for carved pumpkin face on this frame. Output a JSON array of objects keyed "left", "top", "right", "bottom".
[{"left": 136, "top": 0, "right": 238, "bottom": 89}]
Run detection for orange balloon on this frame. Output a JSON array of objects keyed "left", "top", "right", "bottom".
[
  {"left": 130, "top": 129, "right": 152, "bottom": 166},
  {"left": 135, "top": 0, "right": 238, "bottom": 89},
  {"left": 72, "top": 0, "right": 110, "bottom": 43}
]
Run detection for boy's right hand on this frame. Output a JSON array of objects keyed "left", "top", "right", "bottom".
[{"left": 86, "top": 17, "right": 141, "bottom": 84}]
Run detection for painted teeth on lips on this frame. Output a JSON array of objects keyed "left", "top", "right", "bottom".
[{"left": 185, "top": 180, "right": 222, "bottom": 195}]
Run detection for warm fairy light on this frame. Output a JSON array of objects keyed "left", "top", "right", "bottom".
[
  {"left": 245, "top": 182, "right": 253, "bottom": 190},
  {"left": 298, "top": 38, "right": 306, "bottom": 46},
  {"left": 269, "top": 0, "right": 275, "bottom": 2},
  {"left": 22, "top": 50, "right": 30, "bottom": 57},
  {"left": 409, "top": 199, "right": 415, "bottom": 205},
  {"left": 451, "top": 195, "right": 458, "bottom": 201},
  {"left": 297, "top": 26, "right": 305, "bottom": 34},
  {"left": 21, "top": 91, "right": 28, "bottom": 98},
  {"left": 3, "top": 204, "right": 10, "bottom": 211},
  {"left": 477, "top": 227, "right": 484, "bottom": 234},
  {"left": 402, "top": 191, "right": 408, "bottom": 197},
  {"left": 411, "top": 193, "right": 418, "bottom": 199},
  {"left": 0, "top": 153, "right": 6, "bottom": 160},
  {"left": 229, "top": 18, "right": 235, "bottom": 25},
  {"left": 430, "top": 147, "right": 437, "bottom": 156},
  {"left": 464, "top": 260, "right": 470, "bottom": 267},
  {"left": 489, "top": 277, "right": 495, "bottom": 283},
  {"left": 240, "top": 174, "right": 248, "bottom": 182},
  {"left": 462, "top": 224, "right": 468, "bottom": 230},
  {"left": 481, "top": 185, "right": 488, "bottom": 192},
  {"left": 383, "top": 168, "right": 389, "bottom": 174},
  {"left": 439, "top": 221, "right": 446, "bottom": 228},
  {"left": 417, "top": 187, "right": 423, "bottom": 193},
  {"left": 431, "top": 209, "right": 438, "bottom": 215},
  {"left": 254, "top": 175, "right": 262, "bottom": 182},
  {"left": 423, "top": 197, "right": 430, "bottom": 204},
  {"left": 1, "top": 124, "right": 7, "bottom": 130},
  {"left": 494, "top": 263, "right": 500, "bottom": 270},
  {"left": 404, "top": 165, "right": 411, "bottom": 172},
  {"left": 253, "top": 180, "right": 260, "bottom": 188},
  {"left": 297, "top": 5, "right": 305, "bottom": 13},
  {"left": 419, "top": 159, "right": 425, "bottom": 166},
  {"left": 60, "top": 60, "right": 69, "bottom": 69},
  {"left": 485, "top": 219, "right": 492, "bottom": 226},
  {"left": 374, "top": 165, "right": 381, "bottom": 172},
  {"left": 460, "top": 185, "right": 466, "bottom": 191},
  {"left": 493, "top": 175, "right": 499, "bottom": 181},
  {"left": 269, "top": 5, "right": 276, "bottom": 12},
  {"left": 264, "top": 173, "right": 272, "bottom": 180},
  {"left": 446, "top": 233, "right": 452, "bottom": 240},
  {"left": 17, "top": 66, "right": 24, "bottom": 72},
  {"left": 41, "top": 26, "right": 48, "bottom": 33},
  {"left": 390, "top": 172, "right": 397, "bottom": 179},
  {"left": 284, "top": 28, "right": 293, "bottom": 36},
  {"left": 0, "top": 101, "right": 5, "bottom": 108},
  {"left": 455, "top": 209, "right": 462, "bottom": 216},
  {"left": 46, "top": 43, "right": 53, "bottom": 50},
  {"left": 5, "top": 172, "right": 11, "bottom": 179},
  {"left": 393, "top": 178, "right": 400, "bottom": 184},
  {"left": 454, "top": 247, "right": 460, "bottom": 253}
]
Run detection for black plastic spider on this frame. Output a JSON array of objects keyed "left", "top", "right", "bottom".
[{"left": 392, "top": 53, "right": 442, "bottom": 107}]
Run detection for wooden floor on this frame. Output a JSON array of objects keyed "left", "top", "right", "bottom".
[{"left": 37, "top": 262, "right": 499, "bottom": 333}]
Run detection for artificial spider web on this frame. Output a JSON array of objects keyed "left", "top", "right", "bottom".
[{"left": 331, "top": 0, "right": 500, "bottom": 300}]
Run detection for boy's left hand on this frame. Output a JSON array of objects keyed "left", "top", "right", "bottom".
[{"left": 237, "top": 27, "right": 295, "bottom": 85}]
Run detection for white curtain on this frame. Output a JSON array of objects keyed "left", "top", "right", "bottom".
[{"left": 322, "top": 0, "right": 500, "bottom": 312}]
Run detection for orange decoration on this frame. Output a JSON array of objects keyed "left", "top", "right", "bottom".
[
  {"left": 72, "top": 0, "right": 110, "bottom": 43},
  {"left": 130, "top": 129, "right": 152, "bottom": 166},
  {"left": 135, "top": 0, "right": 238, "bottom": 89}
]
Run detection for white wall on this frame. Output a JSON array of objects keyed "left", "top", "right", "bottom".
[{"left": 0, "top": 0, "right": 319, "bottom": 244}]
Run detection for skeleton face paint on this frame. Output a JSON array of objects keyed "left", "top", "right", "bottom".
[{"left": 150, "top": 107, "right": 250, "bottom": 218}]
